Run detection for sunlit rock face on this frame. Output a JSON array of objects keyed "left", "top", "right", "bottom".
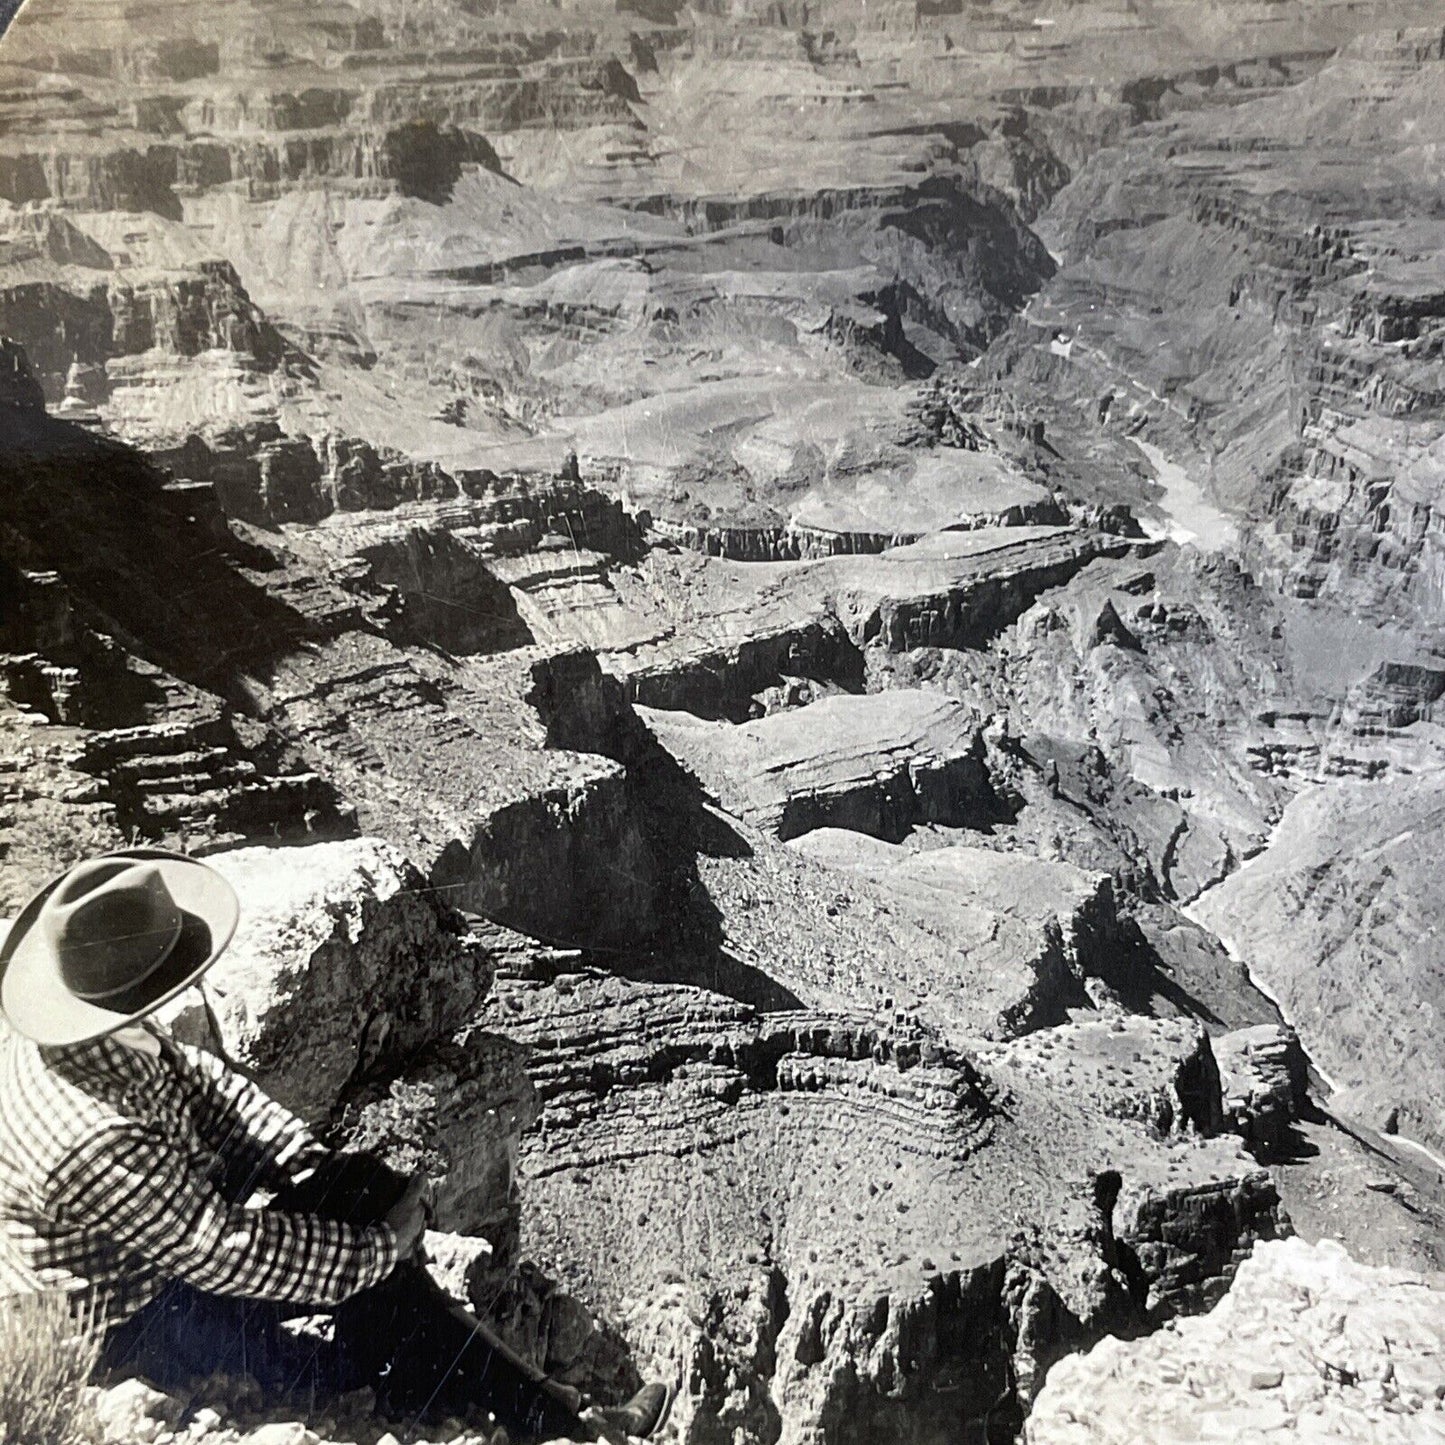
[{"left": 1026, "top": 1237, "right": 1445, "bottom": 1444}]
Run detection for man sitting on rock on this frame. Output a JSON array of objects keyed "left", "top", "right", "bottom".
[{"left": 0, "top": 848, "right": 667, "bottom": 1443}]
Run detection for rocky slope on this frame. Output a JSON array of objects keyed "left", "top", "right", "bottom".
[
  {"left": 1193, "top": 768, "right": 1445, "bottom": 1159},
  {"left": 1026, "top": 1237, "right": 1445, "bottom": 1443},
  {"left": 3, "top": 0, "right": 1445, "bottom": 1441}
]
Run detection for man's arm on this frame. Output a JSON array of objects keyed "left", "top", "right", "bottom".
[
  {"left": 170, "top": 1041, "right": 330, "bottom": 1192},
  {"left": 52, "top": 1122, "right": 397, "bottom": 1307}
]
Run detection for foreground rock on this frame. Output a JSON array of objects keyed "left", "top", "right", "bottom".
[
  {"left": 1026, "top": 1237, "right": 1445, "bottom": 1443},
  {"left": 161, "top": 839, "right": 534, "bottom": 1244},
  {"left": 164, "top": 838, "right": 488, "bottom": 1121},
  {"left": 86, "top": 1374, "right": 502, "bottom": 1445}
]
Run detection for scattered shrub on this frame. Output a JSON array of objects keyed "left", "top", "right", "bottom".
[{"left": 0, "top": 1293, "right": 103, "bottom": 1445}]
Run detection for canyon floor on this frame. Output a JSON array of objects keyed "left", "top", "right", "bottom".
[{"left": 1, "top": 0, "right": 1444, "bottom": 1441}]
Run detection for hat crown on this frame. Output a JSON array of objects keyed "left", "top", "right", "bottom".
[{"left": 41, "top": 858, "right": 183, "bottom": 1002}]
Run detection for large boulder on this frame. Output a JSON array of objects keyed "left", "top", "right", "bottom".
[{"left": 165, "top": 837, "right": 491, "bottom": 1123}]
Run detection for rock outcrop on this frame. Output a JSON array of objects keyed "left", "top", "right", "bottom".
[
  {"left": 1215, "top": 1024, "right": 1309, "bottom": 1157},
  {"left": 496, "top": 969, "right": 1284, "bottom": 1443},
  {"left": 162, "top": 839, "right": 488, "bottom": 1119},
  {"left": 1026, "top": 1237, "right": 1445, "bottom": 1443},
  {"left": 640, "top": 691, "right": 997, "bottom": 842}
]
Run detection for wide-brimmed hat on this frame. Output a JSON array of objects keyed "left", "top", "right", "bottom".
[{"left": 0, "top": 848, "right": 238, "bottom": 1046}]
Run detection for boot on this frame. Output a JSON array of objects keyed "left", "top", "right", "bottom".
[{"left": 580, "top": 1382, "right": 670, "bottom": 1441}]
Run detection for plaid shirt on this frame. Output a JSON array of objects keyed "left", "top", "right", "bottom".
[{"left": 0, "top": 1025, "right": 397, "bottom": 1326}]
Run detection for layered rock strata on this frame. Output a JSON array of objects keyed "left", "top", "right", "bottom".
[
  {"left": 639, "top": 691, "right": 997, "bottom": 842},
  {"left": 3, "top": 0, "right": 1445, "bottom": 1439},
  {"left": 494, "top": 969, "right": 1284, "bottom": 1444}
]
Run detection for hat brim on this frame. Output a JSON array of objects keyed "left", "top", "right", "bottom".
[{"left": 0, "top": 849, "right": 239, "bottom": 1046}]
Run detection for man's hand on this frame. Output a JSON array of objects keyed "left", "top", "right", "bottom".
[{"left": 383, "top": 1172, "right": 434, "bottom": 1260}]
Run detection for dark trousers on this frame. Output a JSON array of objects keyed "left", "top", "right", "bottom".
[{"left": 102, "top": 1155, "right": 581, "bottom": 1442}]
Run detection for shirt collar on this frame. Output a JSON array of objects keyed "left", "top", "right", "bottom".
[
  {"left": 110, "top": 1024, "right": 163, "bottom": 1059},
  {"left": 41, "top": 1023, "right": 168, "bottom": 1087}
]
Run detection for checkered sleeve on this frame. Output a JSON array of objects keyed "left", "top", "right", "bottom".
[
  {"left": 174, "top": 1043, "right": 330, "bottom": 1189},
  {"left": 51, "top": 1123, "right": 398, "bottom": 1306}
]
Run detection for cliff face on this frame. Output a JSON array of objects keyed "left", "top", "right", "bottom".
[
  {"left": 1194, "top": 771, "right": 1445, "bottom": 1159},
  {"left": 0, "top": 121, "right": 502, "bottom": 213}
]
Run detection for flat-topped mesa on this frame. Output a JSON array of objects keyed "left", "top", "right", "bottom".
[
  {"left": 979, "top": 1017, "right": 1226, "bottom": 1146},
  {"left": 827, "top": 527, "right": 1138, "bottom": 652},
  {"left": 649, "top": 487, "right": 1069, "bottom": 563},
  {"left": 639, "top": 690, "right": 1001, "bottom": 843},
  {"left": 791, "top": 831, "right": 1124, "bottom": 1038},
  {"left": 604, "top": 529, "right": 1142, "bottom": 727},
  {"left": 611, "top": 614, "right": 864, "bottom": 722}
]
